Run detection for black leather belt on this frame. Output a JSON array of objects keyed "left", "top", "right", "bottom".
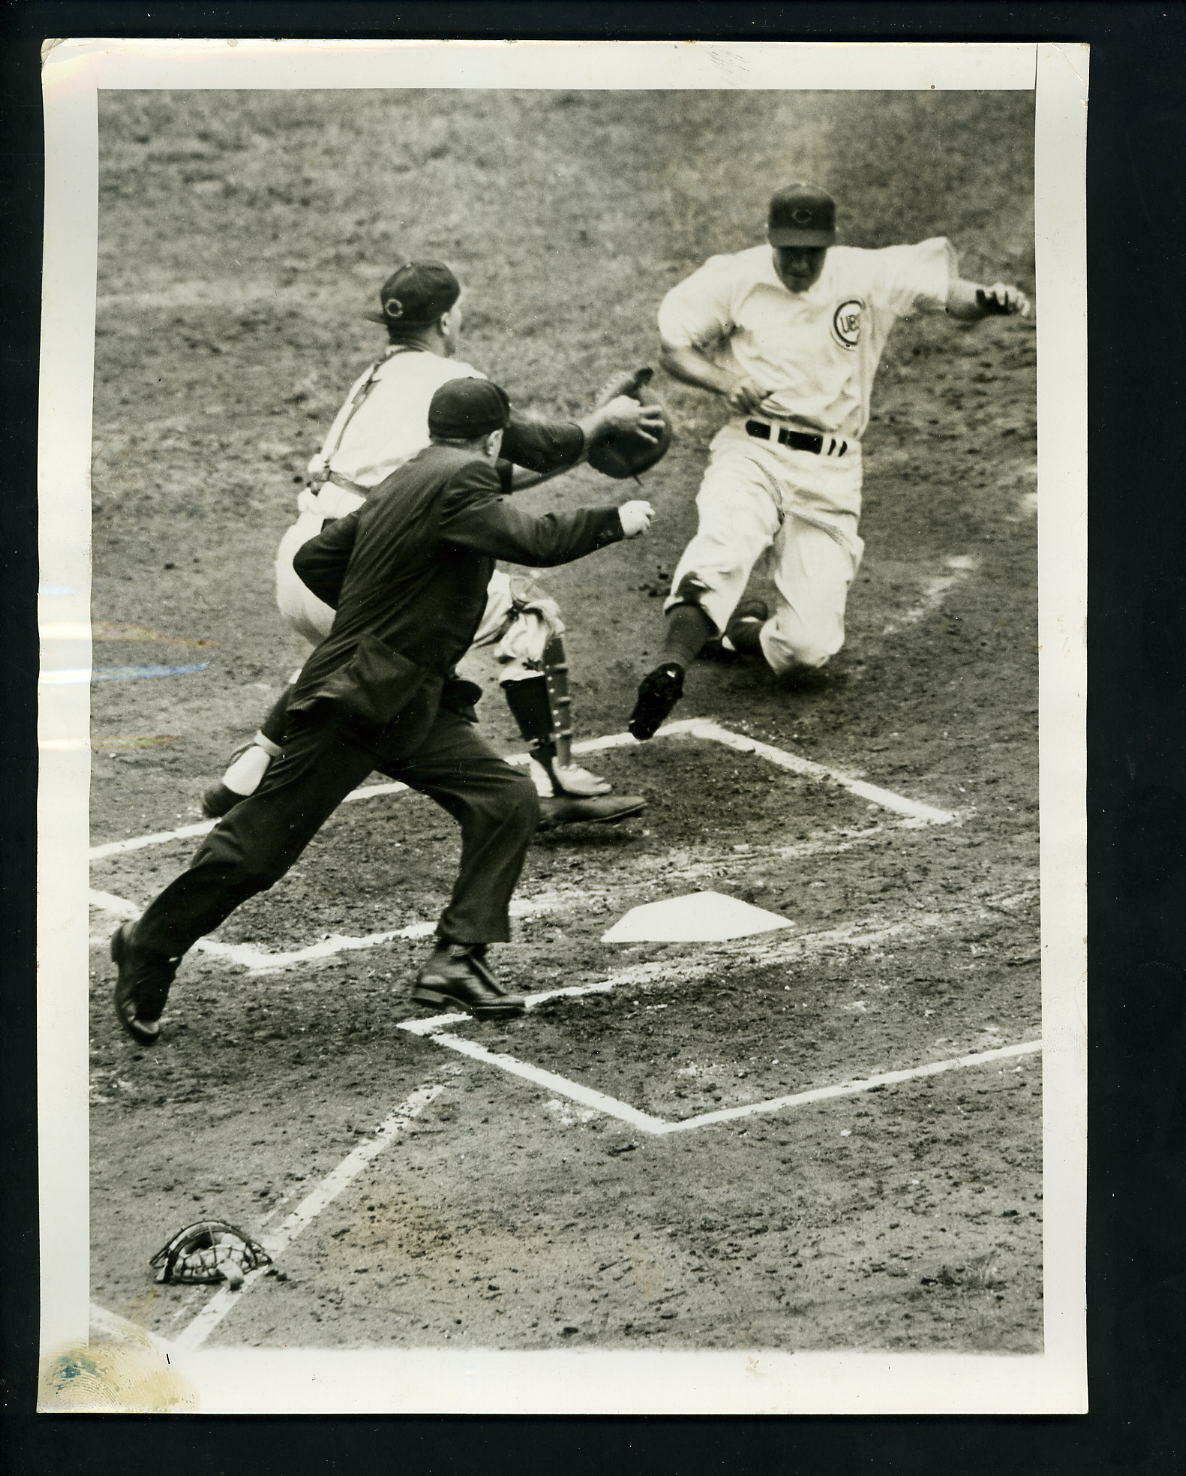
[{"left": 745, "top": 419, "right": 850, "bottom": 458}]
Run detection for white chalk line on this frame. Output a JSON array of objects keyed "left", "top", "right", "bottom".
[
  {"left": 404, "top": 1025, "right": 1041, "bottom": 1139},
  {"left": 416, "top": 1034, "right": 669, "bottom": 1134},
  {"left": 110, "top": 893, "right": 1035, "bottom": 1344},
  {"left": 880, "top": 555, "right": 980, "bottom": 637},
  {"left": 86, "top": 817, "right": 931, "bottom": 973},
  {"left": 673, "top": 721, "right": 956, "bottom": 825},
  {"left": 170, "top": 1084, "right": 443, "bottom": 1352},
  {"left": 397, "top": 889, "right": 1038, "bottom": 1130},
  {"left": 659, "top": 1039, "right": 1043, "bottom": 1133},
  {"left": 87, "top": 720, "right": 955, "bottom": 860}
]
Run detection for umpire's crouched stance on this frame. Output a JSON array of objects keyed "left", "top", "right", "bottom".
[{"left": 112, "top": 378, "right": 656, "bottom": 1043}]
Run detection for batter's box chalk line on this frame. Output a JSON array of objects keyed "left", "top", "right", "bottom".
[
  {"left": 87, "top": 719, "right": 958, "bottom": 970},
  {"left": 395, "top": 886, "right": 1038, "bottom": 1135},
  {"left": 87, "top": 717, "right": 957, "bottom": 863},
  {"left": 398, "top": 1003, "right": 1042, "bottom": 1138}
]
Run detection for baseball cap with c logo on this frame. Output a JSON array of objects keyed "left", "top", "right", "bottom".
[
  {"left": 364, "top": 260, "right": 461, "bottom": 327},
  {"left": 767, "top": 184, "right": 837, "bottom": 247}
]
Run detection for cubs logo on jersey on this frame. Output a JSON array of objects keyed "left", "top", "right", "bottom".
[{"left": 831, "top": 298, "right": 865, "bottom": 350}]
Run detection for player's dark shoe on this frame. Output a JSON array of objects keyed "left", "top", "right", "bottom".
[
  {"left": 111, "top": 922, "right": 178, "bottom": 1046},
  {"left": 629, "top": 663, "right": 685, "bottom": 741},
  {"left": 411, "top": 943, "right": 527, "bottom": 1021},
  {"left": 200, "top": 781, "right": 247, "bottom": 820},
  {"left": 537, "top": 794, "right": 646, "bottom": 830}
]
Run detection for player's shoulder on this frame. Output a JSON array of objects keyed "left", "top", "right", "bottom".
[
  {"left": 674, "top": 244, "right": 764, "bottom": 296},
  {"left": 709, "top": 243, "right": 768, "bottom": 278},
  {"left": 376, "top": 349, "right": 487, "bottom": 389}
]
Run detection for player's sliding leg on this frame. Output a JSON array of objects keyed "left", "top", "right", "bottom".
[
  {"left": 758, "top": 515, "right": 861, "bottom": 677},
  {"left": 630, "top": 469, "right": 779, "bottom": 739},
  {"left": 627, "top": 577, "right": 712, "bottom": 740}
]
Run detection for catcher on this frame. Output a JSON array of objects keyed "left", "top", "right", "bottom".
[{"left": 204, "top": 260, "right": 671, "bottom": 828}]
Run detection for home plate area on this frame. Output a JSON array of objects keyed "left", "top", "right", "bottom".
[
  {"left": 93, "top": 720, "right": 1038, "bottom": 1134},
  {"left": 90, "top": 720, "right": 1042, "bottom": 1355}
]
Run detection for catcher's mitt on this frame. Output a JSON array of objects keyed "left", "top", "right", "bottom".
[
  {"left": 587, "top": 366, "right": 673, "bottom": 480},
  {"left": 150, "top": 1220, "right": 271, "bottom": 1287}
]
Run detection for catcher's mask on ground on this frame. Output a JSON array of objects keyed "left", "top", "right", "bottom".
[{"left": 150, "top": 1219, "right": 271, "bottom": 1285}]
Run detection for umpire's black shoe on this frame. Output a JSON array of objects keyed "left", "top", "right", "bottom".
[
  {"left": 629, "top": 662, "right": 685, "bottom": 741},
  {"left": 537, "top": 793, "right": 646, "bottom": 830},
  {"left": 411, "top": 943, "right": 527, "bottom": 1021},
  {"left": 111, "top": 922, "right": 178, "bottom": 1046}
]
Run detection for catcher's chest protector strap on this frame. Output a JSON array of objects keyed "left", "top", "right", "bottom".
[{"left": 311, "top": 344, "right": 416, "bottom": 488}]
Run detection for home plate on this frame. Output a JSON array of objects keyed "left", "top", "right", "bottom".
[{"left": 601, "top": 891, "right": 794, "bottom": 943}]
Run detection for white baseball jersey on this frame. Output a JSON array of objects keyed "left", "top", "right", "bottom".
[
  {"left": 307, "top": 347, "right": 487, "bottom": 494},
  {"left": 657, "top": 239, "right": 956, "bottom": 441}
]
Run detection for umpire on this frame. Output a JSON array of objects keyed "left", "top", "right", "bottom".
[{"left": 111, "top": 377, "right": 655, "bottom": 1043}]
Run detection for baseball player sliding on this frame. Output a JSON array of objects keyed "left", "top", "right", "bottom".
[
  {"left": 205, "top": 260, "right": 666, "bottom": 826},
  {"left": 629, "top": 182, "right": 1031, "bottom": 740}
]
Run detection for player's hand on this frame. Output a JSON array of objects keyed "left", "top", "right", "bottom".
[
  {"left": 618, "top": 500, "right": 655, "bottom": 538},
  {"left": 725, "top": 376, "right": 775, "bottom": 414},
  {"left": 597, "top": 395, "right": 665, "bottom": 444},
  {"left": 976, "top": 282, "right": 1032, "bottom": 318}
]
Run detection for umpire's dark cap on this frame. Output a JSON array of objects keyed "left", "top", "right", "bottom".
[
  {"left": 767, "top": 183, "right": 837, "bottom": 247},
  {"left": 428, "top": 378, "right": 511, "bottom": 440},
  {"left": 364, "top": 261, "right": 461, "bottom": 326}
]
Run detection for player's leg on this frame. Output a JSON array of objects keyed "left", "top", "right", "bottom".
[
  {"left": 630, "top": 445, "right": 779, "bottom": 738},
  {"left": 757, "top": 513, "right": 864, "bottom": 675},
  {"left": 114, "top": 713, "right": 378, "bottom": 1043},
  {"left": 378, "top": 710, "right": 539, "bottom": 1018},
  {"left": 201, "top": 510, "right": 336, "bottom": 818}
]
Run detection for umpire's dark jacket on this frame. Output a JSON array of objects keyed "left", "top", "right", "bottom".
[{"left": 289, "top": 441, "right": 624, "bottom": 755}]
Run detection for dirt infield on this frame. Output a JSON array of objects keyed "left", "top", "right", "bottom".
[{"left": 85, "top": 86, "right": 1038, "bottom": 1355}]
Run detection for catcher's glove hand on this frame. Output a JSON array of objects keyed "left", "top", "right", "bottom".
[
  {"left": 587, "top": 367, "right": 673, "bottom": 481},
  {"left": 150, "top": 1219, "right": 271, "bottom": 1288}
]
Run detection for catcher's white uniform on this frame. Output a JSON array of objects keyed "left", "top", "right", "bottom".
[
  {"left": 658, "top": 238, "right": 955, "bottom": 671},
  {"left": 276, "top": 346, "right": 525, "bottom": 655}
]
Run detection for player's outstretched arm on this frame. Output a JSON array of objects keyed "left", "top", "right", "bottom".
[{"left": 946, "top": 278, "right": 1032, "bottom": 322}]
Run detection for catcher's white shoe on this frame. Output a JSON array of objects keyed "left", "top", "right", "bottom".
[
  {"left": 529, "top": 759, "right": 613, "bottom": 798},
  {"left": 551, "top": 762, "right": 613, "bottom": 797}
]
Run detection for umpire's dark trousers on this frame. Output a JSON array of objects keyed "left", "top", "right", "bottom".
[{"left": 133, "top": 706, "right": 540, "bottom": 959}]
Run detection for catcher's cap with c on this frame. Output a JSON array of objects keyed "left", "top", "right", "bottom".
[
  {"left": 767, "top": 183, "right": 837, "bottom": 247},
  {"left": 428, "top": 377, "right": 511, "bottom": 440},
  {"left": 364, "top": 260, "right": 461, "bottom": 327}
]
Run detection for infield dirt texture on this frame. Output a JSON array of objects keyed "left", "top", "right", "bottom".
[{"left": 86, "top": 87, "right": 1039, "bottom": 1355}]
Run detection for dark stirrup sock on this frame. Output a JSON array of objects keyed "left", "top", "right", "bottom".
[
  {"left": 660, "top": 601, "right": 716, "bottom": 670},
  {"left": 728, "top": 617, "right": 764, "bottom": 656}
]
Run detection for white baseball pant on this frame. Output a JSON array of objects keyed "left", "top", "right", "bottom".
[{"left": 665, "top": 423, "right": 866, "bottom": 674}]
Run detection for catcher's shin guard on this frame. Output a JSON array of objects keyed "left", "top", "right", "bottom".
[{"left": 499, "top": 638, "right": 610, "bottom": 798}]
